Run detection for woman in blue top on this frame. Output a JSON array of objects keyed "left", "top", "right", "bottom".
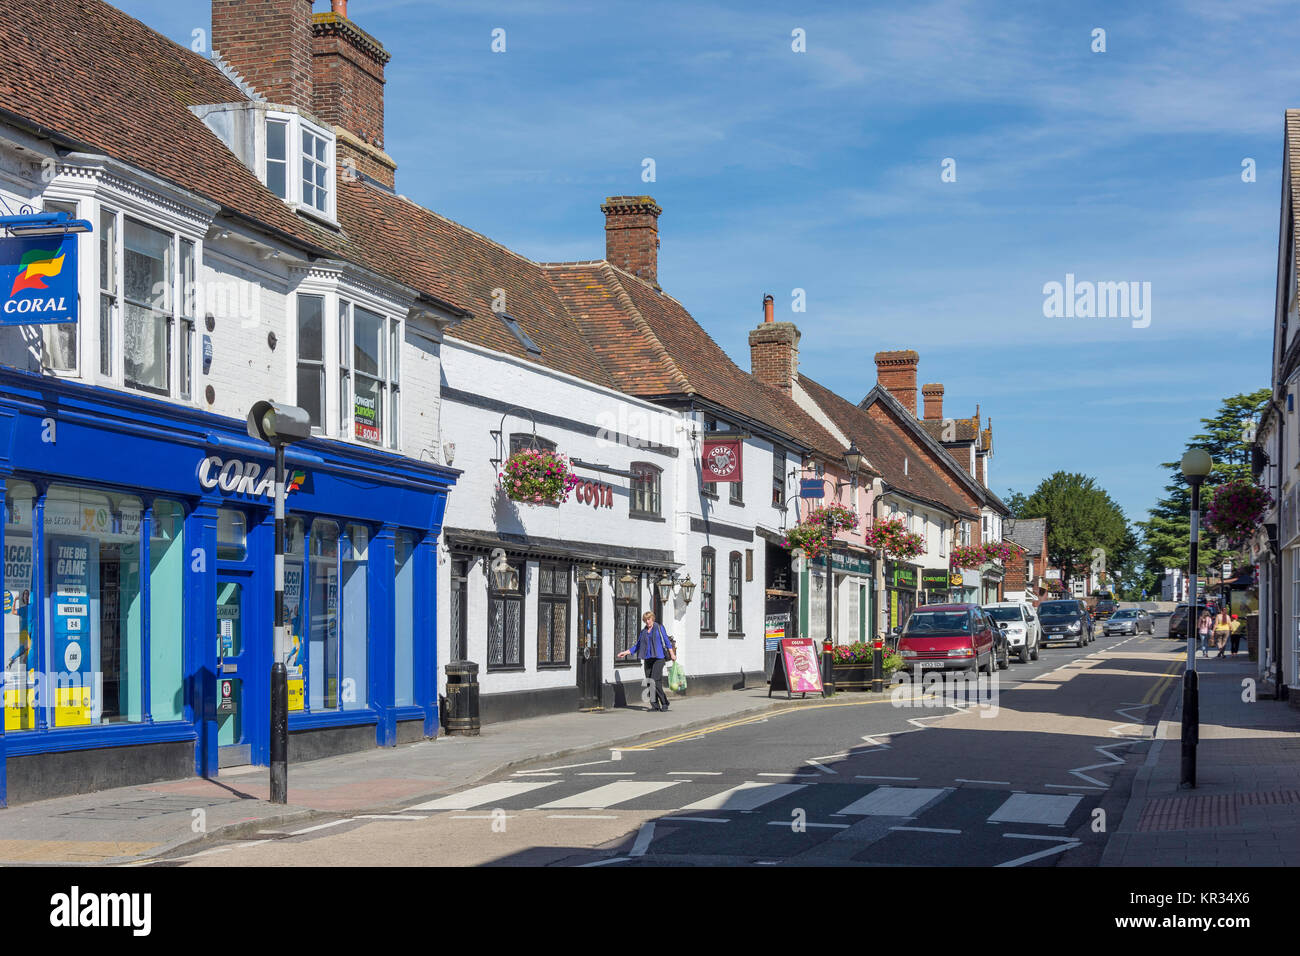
[{"left": 618, "top": 610, "right": 676, "bottom": 712}]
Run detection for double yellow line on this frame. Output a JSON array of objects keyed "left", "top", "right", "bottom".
[
  {"left": 619, "top": 694, "right": 926, "bottom": 751},
  {"left": 1140, "top": 659, "right": 1183, "bottom": 709}
]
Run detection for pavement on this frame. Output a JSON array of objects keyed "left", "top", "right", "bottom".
[
  {"left": 1102, "top": 649, "right": 1300, "bottom": 866},
  {"left": 0, "top": 686, "right": 816, "bottom": 865}
]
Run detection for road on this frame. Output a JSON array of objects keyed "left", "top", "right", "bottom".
[{"left": 144, "top": 618, "right": 1194, "bottom": 867}]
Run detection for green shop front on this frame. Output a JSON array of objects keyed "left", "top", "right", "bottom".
[
  {"left": 885, "top": 560, "right": 920, "bottom": 632},
  {"left": 800, "top": 547, "right": 875, "bottom": 645}
]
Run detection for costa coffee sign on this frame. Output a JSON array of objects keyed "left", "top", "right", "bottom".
[
  {"left": 701, "top": 438, "right": 743, "bottom": 483},
  {"left": 572, "top": 478, "right": 613, "bottom": 508}
]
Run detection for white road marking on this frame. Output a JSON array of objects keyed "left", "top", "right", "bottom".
[
  {"left": 669, "top": 771, "right": 721, "bottom": 775},
  {"left": 766, "top": 821, "right": 850, "bottom": 829},
  {"left": 988, "top": 793, "right": 1081, "bottom": 826},
  {"left": 548, "top": 814, "right": 618, "bottom": 820},
  {"left": 516, "top": 759, "right": 612, "bottom": 774},
  {"left": 630, "top": 822, "right": 656, "bottom": 857},
  {"left": 663, "top": 816, "right": 730, "bottom": 823},
  {"left": 579, "top": 856, "right": 628, "bottom": 867},
  {"left": 451, "top": 814, "right": 517, "bottom": 820},
  {"left": 890, "top": 826, "right": 961, "bottom": 834},
  {"left": 1069, "top": 738, "right": 1137, "bottom": 787},
  {"left": 409, "top": 780, "right": 559, "bottom": 811},
  {"left": 837, "top": 787, "right": 948, "bottom": 817},
  {"left": 805, "top": 760, "right": 838, "bottom": 775},
  {"left": 538, "top": 781, "right": 678, "bottom": 809},
  {"left": 1045, "top": 784, "right": 1101, "bottom": 791},
  {"left": 512, "top": 771, "right": 562, "bottom": 777},
  {"left": 955, "top": 778, "right": 1011, "bottom": 785},
  {"left": 681, "top": 782, "right": 807, "bottom": 812},
  {"left": 997, "top": 837, "right": 1080, "bottom": 867},
  {"left": 355, "top": 814, "right": 428, "bottom": 821},
  {"left": 855, "top": 775, "right": 920, "bottom": 781},
  {"left": 757, "top": 771, "right": 818, "bottom": 778},
  {"left": 288, "top": 819, "right": 352, "bottom": 836},
  {"left": 578, "top": 772, "right": 636, "bottom": 776},
  {"left": 812, "top": 753, "right": 850, "bottom": 761}
]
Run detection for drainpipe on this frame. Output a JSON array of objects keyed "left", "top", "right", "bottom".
[{"left": 1271, "top": 397, "right": 1286, "bottom": 699}]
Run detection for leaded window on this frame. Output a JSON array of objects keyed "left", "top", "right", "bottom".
[
  {"left": 537, "top": 562, "right": 569, "bottom": 666},
  {"left": 450, "top": 556, "right": 469, "bottom": 662},
  {"left": 631, "top": 464, "right": 661, "bottom": 517},
  {"left": 701, "top": 547, "right": 716, "bottom": 634},
  {"left": 615, "top": 572, "right": 642, "bottom": 656},
  {"left": 728, "top": 551, "right": 743, "bottom": 633},
  {"left": 487, "top": 557, "right": 524, "bottom": 669}
]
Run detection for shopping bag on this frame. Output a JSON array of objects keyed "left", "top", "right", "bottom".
[{"left": 667, "top": 660, "right": 687, "bottom": 693}]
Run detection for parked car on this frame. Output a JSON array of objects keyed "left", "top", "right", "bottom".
[
  {"left": 898, "top": 603, "right": 1000, "bottom": 675},
  {"left": 1103, "top": 608, "right": 1155, "bottom": 636},
  {"left": 1168, "top": 602, "right": 1217, "bottom": 639},
  {"left": 984, "top": 602, "right": 1040, "bottom": 663},
  {"left": 1038, "top": 598, "right": 1094, "bottom": 647}
]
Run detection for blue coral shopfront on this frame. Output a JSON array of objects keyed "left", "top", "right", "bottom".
[{"left": 0, "top": 370, "right": 455, "bottom": 806}]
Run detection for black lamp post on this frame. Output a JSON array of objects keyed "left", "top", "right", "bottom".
[
  {"left": 821, "top": 443, "right": 865, "bottom": 697},
  {"left": 1180, "top": 447, "right": 1212, "bottom": 789},
  {"left": 246, "top": 400, "right": 312, "bottom": 805}
]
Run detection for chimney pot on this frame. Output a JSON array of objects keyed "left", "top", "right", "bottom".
[
  {"left": 763, "top": 294, "right": 774, "bottom": 323},
  {"left": 332, "top": 0, "right": 348, "bottom": 16}
]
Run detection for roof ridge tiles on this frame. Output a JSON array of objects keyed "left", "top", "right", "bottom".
[{"left": 596, "top": 263, "right": 693, "bottom": 395}]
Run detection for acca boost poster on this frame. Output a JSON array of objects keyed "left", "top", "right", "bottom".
[
  {"left": 4, "top": 536, "right": 35, "bottom": 730},
  {"left": 50, "top": 534, "right": 93, "bottom": 725},
  {"left": 284, "top": 562, "right": 304, "bottom": 711}
]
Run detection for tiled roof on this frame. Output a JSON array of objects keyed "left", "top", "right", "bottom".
[
  {"left": 547, "top": 263, "right": 850, "bottom": 462},
  {"left": 919, "top": 417, "right": 980, "bottom": 444},
  {"left": 1004, "top": 517, "right": 1047, "bottom": 556},
  {"left": 799, "top": 376, "right": 978, "bottom": 519},
  {"left": 1287, "top": 110, "right": 1300, "bottom": 302}
]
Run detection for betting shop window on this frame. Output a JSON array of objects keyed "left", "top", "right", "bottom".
[
  {"left": 340, "top": 524, "right": 369, "bottom": 711},
  {"left": 309, "top": 520, "right": 341, "bottom": 710},
  {"left": 4, "top": 481, "right": 37, "bottom": 731},
  {"left": 149, "top": 499, "right": 186, "bottom": 722},
  {"left": 394, "top": 531, "right": 417, "bottom": 707}
]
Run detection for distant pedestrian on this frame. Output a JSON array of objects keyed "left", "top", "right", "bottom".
[
  {"left": 617, "top": 610, "right": 676, "bottom": 712},
  {"left": 1229, "top": 614, "right": 1243, "bottom": 656},
  {"left": 1197, "top": 609, "right": 1213, "bottom": 658},
  {"left": 1213, "top": 610, "right": 1232, "bottom": 659}
]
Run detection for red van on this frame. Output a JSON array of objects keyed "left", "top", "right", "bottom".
[{"left": 898, "top": 603, "right": 998, "bottom": 675}]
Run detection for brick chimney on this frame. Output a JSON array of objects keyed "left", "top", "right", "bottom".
[
  {"left": 875, "top": 350, "right": 919, "bottom": 416},
  {"left": 212, "top": 0, "right": 317, "bottom": 110},
  {"left": 311, "top": 1, "right": 397, "bottom": 188},
  {"left": 749, "top": 294, "right": 800, "bottom": 391},
  {"left": 922, "top": 383, "right": 944, "bottom": 421},
  {"left": 602, "top": 196, "right": 662, "bottom": 288}
]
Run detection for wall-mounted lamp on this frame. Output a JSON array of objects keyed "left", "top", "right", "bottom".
[
  {"left": 616, "top": 569, "right": 639, "bottom": 601},
  {"left": 489, "top": 548, "right": 519, "bottom": 592},
  {"left": 655, "top": 571, "right": 695, "bottom": 605},
  {"left": 583, "top": 563, "right": 603, "bottom": 598}
]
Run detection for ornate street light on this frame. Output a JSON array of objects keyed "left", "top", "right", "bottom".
[
  {"left": 617, "top": 569, "right": 639, "bottom": 601},
  {"left": 582, "top": 563, "right": 603, "bottom": 598},
  {"left": 843, "top": 441, "right": 864, "bottom": 477},
  {"left": 656, "top": 572, "right": 675, "bottom": 606},
  {"left": 679, "top": 574, "right": 696, "bottom": 605},
  {"left": 489, "top": 548, "right": 519, "bottom": 592}
]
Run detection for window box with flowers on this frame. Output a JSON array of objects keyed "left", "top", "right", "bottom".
[
  {"left": 862, "top": 516, "right": 925, "bottom": 560},
  {"left": 831, "top": 641, "right": 904, "bottom": 690},
  {"left": 499, "top": 448, "right": 580, "bottom": 505},
  {"left": 783, "top": 503, "right": 859, "bottom": 562}
]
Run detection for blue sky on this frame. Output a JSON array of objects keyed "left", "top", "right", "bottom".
[{"left": 117, "top": 0, "right": 1296, "bottom": 523}]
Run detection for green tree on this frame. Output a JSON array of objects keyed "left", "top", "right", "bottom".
[
  {"left": 1019, "top": 472, "right": 1131, "bottom": 587},
  {"left": 1137, "top": 388, "right": 1270, "bottom": 590},
  {"left": 1004, "top": 489, "right": 1029, "bottom": 517}
]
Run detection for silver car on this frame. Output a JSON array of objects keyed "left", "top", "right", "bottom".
[{"left": 1103, "top": 608, "right": 1155, "bottom": 636}]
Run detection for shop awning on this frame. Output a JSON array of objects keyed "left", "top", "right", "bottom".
[{"left": 444, "top": 527, "right": 676, "bottom": 572}]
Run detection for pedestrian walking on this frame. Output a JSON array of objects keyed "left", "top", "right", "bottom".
[
  {"left": 617, "top": 610, "right": 676, "bottom": 712},
  {"left": 1197, "top": 609, "right": 1213, "bottom": 658},
  {"left": 1213, "top": 609, "right": 1232, "bottom": 659},
  {"left": 1229, "top": 613, "right": 1243, "bottom": 656}
]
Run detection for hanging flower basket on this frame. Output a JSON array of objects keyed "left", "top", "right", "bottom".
[
  {"left": 783, "top": 504, "right": 859, "bottom": 562},
  {"left": 499, "top": 448, "right": 580, "bottom": 505},
  {"left": 862, "top": 516, "right": 925, "bottom": 560},
  {"left": 982, "top": 541, "right": 1016, "bottom": 563},
  {"left": 950, "top": 543, "right": 986, "bottom": 570},
  {"left": 1206, "top": 479, "right": 1272, "bottom": 550}
]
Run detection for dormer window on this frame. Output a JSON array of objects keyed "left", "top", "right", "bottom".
[{"left": 264, "top": 112, "right": 336, "bottom": 222}]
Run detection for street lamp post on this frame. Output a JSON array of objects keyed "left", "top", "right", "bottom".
[
  {"left": 821, "top": 443, "right": 865, "bottom": 697},
  {"left": 247, "top": 400, "right": 312, "bottom": 805},
  {"left": 1180, "top": 447, "right": 1213, "bottom": 789}
]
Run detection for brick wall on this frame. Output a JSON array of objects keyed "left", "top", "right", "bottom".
[
  {"left": 212, "top": 0, "right": 316, "bottom": 110},
  {"left": 875, "top": 350, "right": 919, "bottom": 417},
  {"left": 749, "top": 322, "right": 800, "bottom": 390},
  {"left": 311, "top": 13, "right": 390, "bottom": 145}
]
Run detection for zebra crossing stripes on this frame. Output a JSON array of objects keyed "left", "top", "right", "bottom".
[
  {"left": 679, "top": 782, "right": 807, "bottom": 812},
  {"left": 538, "top": 781, "right": 679, "bottom": 809},
  {"left": 987, "top": 793, "right": 1082, "bottom": 825},
  {"left": 407, "top": 780, "right": 559, "bottom": 811},
  {"left": 835, "top": 786, "right": 948, "bottom": 817}
]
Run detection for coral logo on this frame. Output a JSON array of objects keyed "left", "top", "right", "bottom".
[{"left": 10, "top": 248, "right": 65, "bottom": 296}]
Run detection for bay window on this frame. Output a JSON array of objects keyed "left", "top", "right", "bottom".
[
  {"left": 37, "top": 200, "right": 78, "bottom": 373},
  {"left": 264, "top": 113, "right": 335, "bottom": 221}
]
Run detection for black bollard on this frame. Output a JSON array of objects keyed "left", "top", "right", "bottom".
[{"left": 1180, "top": 669, "right": 1198, "bottom": 788}]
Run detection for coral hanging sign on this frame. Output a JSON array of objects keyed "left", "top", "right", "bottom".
[{"left": 701, "top": 437, "right": 743, "bottom": 483}]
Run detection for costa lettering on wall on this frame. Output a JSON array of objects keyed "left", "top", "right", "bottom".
[
  {"left": 571, "top": 478, "right": 613, "bottom": 508},
  {"left": 701, "top": 437, "right": 743, "bottom": 483}
]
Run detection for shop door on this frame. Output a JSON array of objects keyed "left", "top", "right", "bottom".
[
  {"left": 214, "top": 506, "right": 267, "bottom": 769},
  {"left": 577, "top": 591, "right": 602, "bottom": 710}
]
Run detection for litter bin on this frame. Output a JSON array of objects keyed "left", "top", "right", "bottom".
[{"left": 444, "top": 661, "right": 480, "bottom": 736}]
